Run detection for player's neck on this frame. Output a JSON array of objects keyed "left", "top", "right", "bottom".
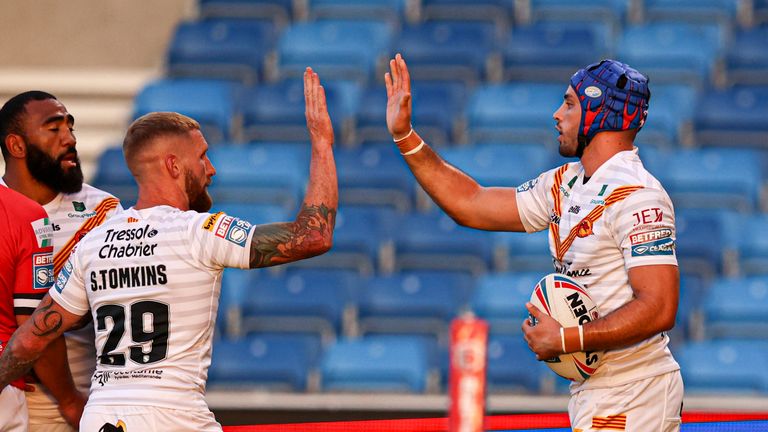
[
  {"left": 580, "top": 132, "right": 634, "bottom": 177},
  {"left": 2, "top": 166, "right": 58, "bottom": 206},
  {"left": 134, "top": 182, "right": 189, "bottom": 211}
]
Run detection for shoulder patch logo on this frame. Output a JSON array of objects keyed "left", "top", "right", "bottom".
[
  {"left": 202, "top": 212, "right": 223, "bottom": 231},
  {"left": 30, "top": 217, "right": 53, "bottom": 248},
  {"left": 33, "top": 252, "right": 54, "bottom": 289},
  {"left": 516, "top": 178, "right": 539, "bottom": 193}
]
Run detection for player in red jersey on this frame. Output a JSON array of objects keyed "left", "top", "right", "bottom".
[{"left": 0, "top": 185, "right": 84, "bottom": 430}]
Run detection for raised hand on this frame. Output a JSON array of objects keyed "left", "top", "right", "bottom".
[
  {"left": 304, "top": 67, "right": 334, "bottom": 148},
  {"left": 385, "top": 53, "right": 413, "bottom": 140}
]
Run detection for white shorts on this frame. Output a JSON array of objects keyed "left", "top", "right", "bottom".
[
  {"left": 569, "top": 370, "right": 684, "bottom": 432},
  {"left": 0, "top": 385, "right": 28, "bottom": 432},
  {"left": 80, "top": 405, "right": 222, "bottom": 432}
]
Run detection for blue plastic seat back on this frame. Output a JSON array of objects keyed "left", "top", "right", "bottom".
[
  {"left": 734, "top": 215, "right": 768, "bottom": 275},
  {"left": 676, "top": 339, "right": 768, "bottom": 394},
  {"left": 471, "top": 271, "right": 543, "bottom": 333},
  {"left": 167, "top": 18, "right": 278, "bottom": 84},
  {"left": 198, "top": 0, "right": 294, "bottom": 24},
  {"left": 643, "top": 0, "right": 740, "bottom": 24},
  {"left": 209, "top": 333, "right": 321, "bottom": 390},
  {"left": 132, "top": 78, "right": 241, "bottom": 143},
  {"left": 320, "top": 336, "right": 430, "bottom": 392},
  {"left": 441, "top": 143, "right": 552, "bottom": 188},
  {"left": 727, "top": 26, "right": 768, "bottom": 85},
  {"left": 703, "top": 276, "right": 768, "bottom": 338},
  {"left": 486, "top": 333, "right": 546, "bottom": 392},
  {"left": 640, "top": 84, "right": 698, "bottom": 146},
  {"left": 492, "top": 230, "right": 553, "bottom": 273}
]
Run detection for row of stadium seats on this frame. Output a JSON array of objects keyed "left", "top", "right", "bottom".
[
  {"left": 208, "top": 331, "right": 768, "bottom": 395},
  {"left": 129, "top": 75, "right": 768, "bottom": 150},
  {"left": 214, "top": 268, "right": 768, "bottom": 344},
  {"left": 196, "top": 0, "right": 760, "bottom": 31}
]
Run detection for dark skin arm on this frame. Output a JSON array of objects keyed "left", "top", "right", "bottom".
[
  {"left": 0, "top": 295, "right": 85, "bottom": 419},
  {"left": 249, "top": 68, "right": 337, "bottom": 268},
  {"left": 522, "top": 264, "right": 679, "bottom": 359},
  {"left": 17, "top": 297, "right": 86, "bottom": 427}
]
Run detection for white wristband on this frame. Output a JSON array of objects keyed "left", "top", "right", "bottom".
[
  {"left": 578, "top": 325, "right": 584, "bottom": 352},
  {"left": 393, "top": 128, "right": 414, "bottom": 143},
  {"left": 400, "top": 140, "right": 425, "bottom": 156},
  {"left": 560, "top": 327, "right": 567, "bottom": 354}
]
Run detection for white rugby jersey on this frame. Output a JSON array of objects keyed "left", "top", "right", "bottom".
[
  {"left": 0, "top": 179, "right": 122, "bottom": 421},
  {"left": 515, "top": 148, "right": 680, "bottom": 390},
  {"left": 50, "top": 206, "right": 255, "bottom": 411}
]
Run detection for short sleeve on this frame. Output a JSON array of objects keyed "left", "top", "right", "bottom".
[
  {"left": 515, "top": 168, "right": 557, "bottom": 233},
  {"left": 13, "top": 215, "right": 54, "bottom": 315},
  {"left": 611, "top": 188, "right": 678, "bottom": 269},
  {"left": 188, "top": 212, "right": 256, "bottom": 270},
  {"left": 49, "top": 247, "right": 90, "bottom": 316}
]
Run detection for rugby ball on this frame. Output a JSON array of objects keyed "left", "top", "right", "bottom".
[{"left": 529, "top": 273, "right": 603, "bottom": 381}]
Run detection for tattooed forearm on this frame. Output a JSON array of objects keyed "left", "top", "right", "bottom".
[
  {"left": 0, "top": 332, "right": 38, "bottom": 389},
  {"left": 249, "top": 203, "right": 336, "bottom": 268},
  {"left": 32, "top": 296, "right": 64, "bottom": 337}
]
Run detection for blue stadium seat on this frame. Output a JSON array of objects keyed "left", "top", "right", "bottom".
[
  {"left": 320, "top": 336, "right": 431, "bottom": 392},
  {"left": 503, "top": 21, "right": 612, "bottom": 82},
  {"left": 486, "top": 333, "right": 547, "bottom": 393},
  {"left": 493, "top": 230, "right": 553, "bottom": 274},
  {"left": 651, "top": 148, "right": 763, "bottom": 213},
  {"left": 277, "top": 20, "right": 393, "bottom": 83},
  {"left": 642, "top": 0, "right": 740, "bottom": 25},
  {"left": 390, "top": 211, "right": 495, "bottom": 275},
  {"left": 307, "top": 0, "right": 407, "bottom": 25},
  {"left": 676, "top": 339, "right": 768, "bottom": 394},
  {"left": 726, "top": 26, "right": 768, "bottom": 85},
  {"left": 674, "top": 209, "right": 728, "bottom": 280},
  {"left": 470, "top": 271, "right": 542, "bottom": 333},
  {"left": 729, "top": 214, "right": 768, "bottom": 276},
  {"left": 132, "top": 78, "right": 241, "bottom": 143},
  {"left": 239, "top": 269, "right": 360, "bottom": 343},
  {"left": 209, "top": 333, "right": 321, "bottom": 390},
  {"left": 396, "top": 21, "right": 498, "bottom": 85},
  {"left": 356, "top": 81, "right": 467, "bottom": 146},
  {"left": 356, "top": 271, "right": 473, "bottom": 340},
  {"left": 207, "top": 143, "right": 309, "bottom": 208},
  {"left": 671, "top": 274, "right": 707, "bottom": 343},
  {"left": 465, "top": 83, "right": 564, "bottom": 143},
  {"left": 198, "top": 0, "right": 295, "bottom": 25},
  {"left": 638, "top": 84, "right": 698, "bottom": 148},
  {"left": 617, "top": 23, "right": 723, "bottom": 86},
  {"left": 702, "top": 276, "right": 768, "bottom": 339},
  {"left": 335, "top": 144, "right": 416, "bottom": 212},
  {"left": 694, "top": 85, "right": 768, "bottom": 148},
  {"left": 441, "top": 143, "right": 553, "bottom": 188},
  {"left": 92, "top": 146, "right": 138, "bottom": 207},
  {"left": 528, "top": 0, "right": 628, "bottom": 31},
  {"left": 419, "top": 0, "right": 513, "bottom": 31},
  {"left": 166, "top": 19, "right": 278, "bottom": 85},
  {"left": 242, "top": 78, "right": 361, "bottom": 144}
]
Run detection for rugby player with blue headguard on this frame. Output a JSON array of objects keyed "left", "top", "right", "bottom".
[{"left": 385, "top": 54, "right": 682, "bottom": 431}]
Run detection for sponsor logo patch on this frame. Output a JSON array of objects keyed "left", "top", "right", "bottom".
[
  {"left": 30, "top": 218, "right": 53, "bottom": 248},
  {"left": 33, "top": 252, "right": 54, "bottom": 289},
  {"left": 55, "top": 258, "right": 74, "bottom": 293},
  {"left": 584, "top": 86, "right": 603, "bottom": 98},
  {"left": 630, "top": 228, "right": 673, "bottom": 245},
  {"left": 202, "top": 212, "right": 223, "bottom": 231},
  {"left": 632, "top": 238, "right": 675, "bottom": 257},
  {"left": 72, "top": 201, "right": 86, "bottom": 212},
  {"left": 516, "top": 178, "right": 538, "bottom": 193},
  {"left": 214, "top": 215, "right": 234, "bottom": 238},
  {"left": 223, "top": 218, "right": 253, "bottom": 247}
]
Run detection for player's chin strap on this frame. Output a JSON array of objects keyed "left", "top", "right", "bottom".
[{"left": 575, "top": 134, "right": 590, "bottom": 159}]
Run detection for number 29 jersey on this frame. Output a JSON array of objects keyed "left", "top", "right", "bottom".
[{"left": 49, "top": 205, "right": 256, "bottom": 411}]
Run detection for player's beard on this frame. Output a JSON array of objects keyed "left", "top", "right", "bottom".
[
  {"left": 184, "top": 168, "right": 213, "bottom": 212},
  {"left": 25, "top": 141, "right": 83, "bottom": 194}
]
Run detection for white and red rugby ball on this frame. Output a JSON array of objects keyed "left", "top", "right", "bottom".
[{"left": 529, "top": 273, "right": 603, "bottom": 381}]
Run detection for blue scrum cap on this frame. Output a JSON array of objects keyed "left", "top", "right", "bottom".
[{"left": 569, "top": 59, "right": 650, "bottom": 144}]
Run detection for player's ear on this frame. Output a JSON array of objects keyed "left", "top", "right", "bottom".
[
  {"left": 164, "top": 154, "right": 182, "bottom": 179},
  {"left": 5, "top": 134, "right": 26, "bottom": 158}
]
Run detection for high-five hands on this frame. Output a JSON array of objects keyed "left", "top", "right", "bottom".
[
  {"left": 385, "top": 53, "right": 413, "bottom": 141},
  {"left": 304, "top": 67, "right": 334, "bottom": 148}
]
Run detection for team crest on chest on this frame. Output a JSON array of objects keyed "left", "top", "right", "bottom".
[{"left": 576, "top": 219, "right": 594, "bottom": 238}]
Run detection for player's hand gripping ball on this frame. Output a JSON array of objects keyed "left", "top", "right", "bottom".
[{"left": 529, "top": 273, "right": 603, "bottom": 381}]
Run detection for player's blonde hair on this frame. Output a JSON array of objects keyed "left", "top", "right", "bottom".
[{"left": 123, "top": 112, "right": 200, "bottom": 173}]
